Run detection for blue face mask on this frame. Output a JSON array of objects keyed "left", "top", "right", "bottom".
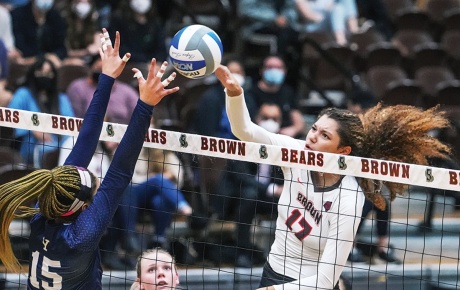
[
  {"left": 35, "top": 0, "right": 54, "bottom": 12},
  {"left": 263, "top": 68, "right": 285, "bottom": 86}
]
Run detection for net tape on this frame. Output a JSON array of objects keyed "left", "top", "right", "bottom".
[{"left": 1, "top": 107, "right": 459, "bottom": 192}]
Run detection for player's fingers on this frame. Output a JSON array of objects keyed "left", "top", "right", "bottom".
[
  {"left": 122, "top": 53, "right": 131, "bottom": 63},
  {"left": 215, "top": 65, "right": 231, "bottom": 83},
  {"left": 156, "top": 61, "right": 168, "bottom": 79},
  {"left": 113, "top": 31, "right": 120, "bottom": 52},
  {"left": 147, "top": 58, "right": 157, "bottom": 79},
  {"left": 132, "top": 68, "right": 145, "bottom": 84},
  {"left": 163, "top": 86, "right": 180, "bottom": 96},
  {"left": 161, "top": 72, "right": 176, "bottom": 87},
  {"left": 99, "top": 33, "right": 107, "bottom": 52},
  {"left": 101, "top": 29, "right": 112, "bottom": 51}
]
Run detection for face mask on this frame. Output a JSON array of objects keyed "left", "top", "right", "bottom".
[
  {"left": 35, "top": 0, "right": 54, "bottom": 12},
  {"left": 232, "top": 73, "right": 245, "bottom": 87},
  {"left": 263, "top": 68, "right": 285, "bottom": 86},
  {"left": 130, "top": 0, "right": 151, "bottom": 14},
  {"left": 259, "top": 119, "right": 280, "bottom": 133},
  {"left": 36, "top": 76, "right": 54, "bottom": 91},
  {"left": 74, "top": 2, "right": 91, "bottom": 19},
  {"left": 92, "top": 72, "right": 101, "bottom": 83}
]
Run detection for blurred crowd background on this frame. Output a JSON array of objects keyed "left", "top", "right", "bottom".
[{"left": 1, "top": 0, "right": 460, "bottom": 271}]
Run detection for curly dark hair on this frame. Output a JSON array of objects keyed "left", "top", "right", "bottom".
[{"left": 319, "top": 103, "right": 452, "bottom": 210}]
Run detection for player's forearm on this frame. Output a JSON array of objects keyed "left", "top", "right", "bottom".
[
  {"left": 107, "top": 100, "right": 153, "bottom": 182},
  {"left": 64, "top": 74, "right": 114, "bottom": 167}
]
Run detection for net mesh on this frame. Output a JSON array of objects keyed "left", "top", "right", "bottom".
[{"left": 0, "top": 108, "right": 459, "bottom": 290}]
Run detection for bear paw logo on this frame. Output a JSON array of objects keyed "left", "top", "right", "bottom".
[
  {"left": 106, "top": 124, "right": 114, "bottom": 137},
  {"left": 31, "top": 114, "right": 40, "bottom": 126},
  {"left": 338, "top": 156, "right": 347, "bottom": 170},
  {"left": 425, "top": 168, "right": 434, "bottom": 182},
  {"left": 179, "top": 134, "right": 188, "bottom": 148},
  {"left": 259, "top": 145, "right": 268, "bottom": 159}
]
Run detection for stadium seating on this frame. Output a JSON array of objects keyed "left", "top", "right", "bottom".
[
  {"left": 380, "top": 78, "right": 425, "bottom": 107},
  {"left": 366, "top": 65, "right": 407, "bottom": 100}
]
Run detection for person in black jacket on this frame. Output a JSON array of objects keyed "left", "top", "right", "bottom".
[{"left": 11, "top": 0, "right": 68, "bottom": 63}]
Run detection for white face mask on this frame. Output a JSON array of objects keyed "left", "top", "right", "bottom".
[
  {"left": 130, "top": 0, "right": 151, "bottom": 14},
  {"left": 74, "top": 2, "right": 91, "bottom": 19},
  {"left": 259, "top": 119, "right": 280, "bottom": 133},
  {"left": 35, "top": 0, "right": 54, "bottom": 12},
  {"left": 232, "top": 73, "right": 245, "bottom": 87}
]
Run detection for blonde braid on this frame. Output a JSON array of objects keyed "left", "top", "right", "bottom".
[
  {"left": 38, "top": 166, "right": 81, "bottom": 220},
  {"left": 0, "top": 165, "right": 81, "bottom": 272}
]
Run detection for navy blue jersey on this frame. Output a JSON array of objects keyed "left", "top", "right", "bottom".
[{"left": 27, "top": 74, "right": 151, "bottom": 290}]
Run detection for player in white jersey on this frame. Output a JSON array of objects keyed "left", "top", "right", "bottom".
[{"left": 214, "top": 65, "right": 452, "bottom": 290}]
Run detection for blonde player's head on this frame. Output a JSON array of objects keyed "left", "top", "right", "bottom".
[
  {"left": 0, "top": 165, "right": 99, "bottom": 272},
  {"left": 133, "top": 248, "right": 179, "bottom": 290}
]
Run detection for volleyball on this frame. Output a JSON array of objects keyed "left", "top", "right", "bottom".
[{"left": 169, "top": 24, "right": 223, "bottom": 79}]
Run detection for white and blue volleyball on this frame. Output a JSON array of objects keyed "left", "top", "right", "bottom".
[{"left": 169, "top": 25, "right": 223, "bottom": 79}]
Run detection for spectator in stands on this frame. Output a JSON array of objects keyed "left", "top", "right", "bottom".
[
  {"left": 194, "top": 59, "right": 267, "bottom": 267},
  {"left": 238, "top": 0, "right": 299, "bottom": 57},
  {"left": 61, "top": 0, "right": 101, "bottom": 65},
  {"left": 0, "top": 0, "right": 28, "bottom": 8},
  {"left": 8, "top": 56, "right": 74, "bottom": 167},
  {"left": 121, "top": 147, "right": 192, "bottom": 249},
  {"left": 66, "top": 56, "right": 138, "bottom": 122},
  {"left": 108, "top": 0, "right": 167, "bottom": 63},
  {"left": 249, "top": 55, "right": 305, "bottom": 138},
  {"left": 355, "top": 0, "right": 394, "bottom": 40},
  {"left": 11, "top": 0, "right": 68, "bottom": 64},
  {"left": 217, "top": 103, "right": 286, "bottom": 268},
  {"left": 0, "top": 2, "right": 20, "bottom": 60},
  {"left": 294, "top": 0, "right": 359, "bottom": 45},
  {"left": 130, "top": 248, "right": 180, "bottom": 290},
  {"left": 105, "top": 124, "right": 191, "bottom": 268},
  {"left": 0, "top": 40, "right": 12, "bottom": 107},
  {"left": 194, "top": 59, "right": 257, "bottom": 137},
  {"left": 100, "top": 142, "right": 192, "bottom": 270},
  {"left": 348, "top": 198, "right": 401, "bottom": 264}
]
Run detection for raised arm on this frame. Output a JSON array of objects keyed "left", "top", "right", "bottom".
[
  {"left": 65, "top": 29, "right": 131, "bottom": 167},
  {"left": 215, "top": 65, "right": 298, "bottom": 147},
  {"left": 71, "top": 59, "right": 179, "bottom": 248}
]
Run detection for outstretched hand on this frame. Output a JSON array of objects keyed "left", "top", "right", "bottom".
[
  {"left": 214, "top": 65, "right": 243, "bottom": 97},
  {"left": 99, "top": 28, "right": 130, "bottom": 79},
  {"left": 133, "top": 59, "right": 179, "bottom": 106}
]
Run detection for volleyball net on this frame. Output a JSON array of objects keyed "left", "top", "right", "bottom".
[{"left": 1, "top": 108, "right": 459, "bottom": 290}]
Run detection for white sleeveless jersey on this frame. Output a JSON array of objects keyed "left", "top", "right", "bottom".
[{"left": 226, "top": 93, "right": 365, "bottom": 289}]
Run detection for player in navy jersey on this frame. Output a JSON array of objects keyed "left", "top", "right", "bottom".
[
  {"left": 0, "top": 28, "right": 179, "bottom": 290},
  {"left": 214, "top": 65, "right": 452, "bottom": 290}
]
